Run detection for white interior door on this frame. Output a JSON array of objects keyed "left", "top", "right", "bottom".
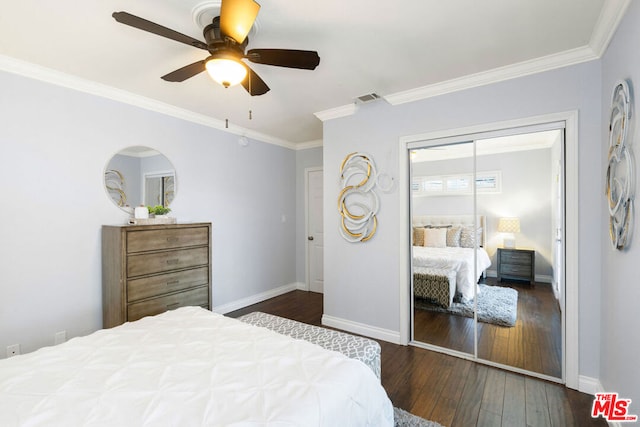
[{"left": 306, "top": 168, "right": 324, "bottom": 293}]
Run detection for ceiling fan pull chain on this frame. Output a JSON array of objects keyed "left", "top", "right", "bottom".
[
  {"left": 249, "top": 110, "right": 252, "bottom": 120},
  {"left": 225, "top": 119, "right": 229, "bottom": 128}
]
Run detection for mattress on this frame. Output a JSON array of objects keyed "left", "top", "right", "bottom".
[
  {"left": 413, "top": 246, "right": 491, "bottom": 301},
  {"left": 0, "top": 307, "right": 393, "bottom": 427}
]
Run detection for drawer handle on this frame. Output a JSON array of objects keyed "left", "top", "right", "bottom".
[
  {"left": 166, "top": 280, "right": 179, "bottom": 286},
  {"left": 166, "top": 259, "right": 179, "bottom": 265},
  {"left": 167, "top": 237, "right": 179, "bottom": 243},
  {"left": 166, "top": 302, "right": 181, "bottom": 310}
]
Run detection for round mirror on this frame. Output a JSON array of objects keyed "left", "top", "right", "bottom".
[{"left": 104, "top": 146, "right": 176, "bottom": 212}]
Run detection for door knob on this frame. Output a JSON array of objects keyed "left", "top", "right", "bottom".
[{"left": 308, "top": 236, "right": 314, "bottom": 241}]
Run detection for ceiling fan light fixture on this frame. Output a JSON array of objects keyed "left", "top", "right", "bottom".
[
  {"left": 220, "top": 0, "right": 260, "bottom": 44},
  {"left": 205, "top": 57, "right": 247, "bottom": 88}
]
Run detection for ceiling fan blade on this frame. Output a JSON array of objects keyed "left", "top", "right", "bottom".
[
  {"left": 241, "top": 65, "right": 270, "bottom": 96},
  {"left": 246, "top": 49, "right": 320, "bottom": 70},
  {"left": 161, "top": 60, "right": 207, "bottom": 82},
  {"left": 113, "top": 12, "right": 208, "bottom": 50},
  {"left": 219, "top": 0, "right": 260, "bottom": 44}
]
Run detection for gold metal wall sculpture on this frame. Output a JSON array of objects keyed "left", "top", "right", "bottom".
[
  {"left": 606, "top": 80, "right": 635, "bottom": 250},
  {"left": 338, "top": 152, "right": 380, "bottom": 242},
  {"left": 105, "top": 169, "right": 127, "bottom": 207}
]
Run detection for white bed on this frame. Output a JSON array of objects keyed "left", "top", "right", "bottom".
[
  {"left": 413, "top": 246, "right": 491, "bottom": 301},
  {"left": 0, "top": 307, "right": 393, "bottom": 426},
  {"left": 412, "top": 215, "right": 491, "bottom": 301}
]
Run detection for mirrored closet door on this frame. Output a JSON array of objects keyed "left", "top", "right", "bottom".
[
  {"left": 409, "top": 126, "right": 565, "bottom": 380},
  {"left": 411, "top": 141, "right": 476, "bottom": 356}
]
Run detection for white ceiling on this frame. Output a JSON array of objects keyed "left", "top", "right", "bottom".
[{"left": 0, "top": 1, "right": 628, "bottom": 148}]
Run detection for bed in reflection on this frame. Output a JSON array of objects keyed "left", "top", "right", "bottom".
[{"left": 412, "top": 215, "right": 491, "bottom": 307}]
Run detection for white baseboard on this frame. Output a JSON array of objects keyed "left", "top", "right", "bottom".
[
  {"left": 213, "top": 282, "right": 301, "bottom": 314},
  {"left": 485, "top": 270, "right": 552, "bottom": 284},
  {"left": 583, "top": 378, "right": 625, "bottom": 427},
  {"left": 578, "top": 375, "right": 602, "bottom": 395},
  {"left": 535, "top": 274, "right": 553, "bottom": 284},
  {"left": 321, "top": 314, "right": 401, "bottom": 344}
]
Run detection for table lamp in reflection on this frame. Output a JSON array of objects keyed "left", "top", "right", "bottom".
[{"left": 498, "top": 217, "right": 520, "bottom": 248}]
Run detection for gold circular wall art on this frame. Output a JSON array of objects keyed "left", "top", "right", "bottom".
[
  {"left": 606, "top": 80, "right": 635, "bottom": 250},
  {"left": 338, "top": 152, "right": 380, "bottom": 242}
]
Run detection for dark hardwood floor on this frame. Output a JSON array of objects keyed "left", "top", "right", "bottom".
[
  {"left": 414, "top": 277, "right": 562, "bottom": 378},
  {"left": 227, "top": 290, "right": 604, "bottom": 427}
]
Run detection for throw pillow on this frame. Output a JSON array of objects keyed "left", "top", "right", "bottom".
[{"left": 424, "top": 227, "right": 447, "bottom": 248}]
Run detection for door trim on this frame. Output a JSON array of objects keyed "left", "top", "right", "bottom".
[
  {"left": 305, "top": 167, "right": 323, "bottom": 292},
  {"left": 398, "top": 110, "right": 579, "bottom": 389}
]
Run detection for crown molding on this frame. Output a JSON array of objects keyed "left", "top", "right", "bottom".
[
  {"left": 3, "top": 0, "right": 628, "bottom": 144},
  {"left": 384, "top": 45, "right": 598, "bottom": 106},
  {"left": 314, "top": 103, "right": 358, "bottom": 121},
  {"left": 0, "top": 54, "right": 297, "bottom": 150},
  {"left": 589, "top": 0, "right": 631, "bottom": 57},
  {"left": 294, "top": 139, "right": 323, "bottom": 150},
  {"left": 314, "top": 44, "right": 601, "bottom": 114},
  {"left": 318, "top": 2, "right": 629, "bottom": 111}
]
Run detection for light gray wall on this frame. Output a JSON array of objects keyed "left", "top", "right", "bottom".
[
  {"left": 0, "top": 70, "right": 296, "bottom": 356},
  {"left": 412, "top": 147, "right": 554, "bottom": 278},
  {"left": 600, "top": 0, "right": 640, "bottom": 407},
  {"left": 323, "top": 61, "right": 602, "bottom": 380},
  {"left": 295, "top": 147, "right": 323, "bottom": 284}
]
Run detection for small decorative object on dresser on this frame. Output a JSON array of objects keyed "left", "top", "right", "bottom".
[
  {"left": 102, "top": 222, "right": 211, "bottom": 328},
  {"left": 497, "top": 247, "right": 535, "bottom": 284},
  {"left": 128, "top": 205, "right": 177, "bottom": 225}
]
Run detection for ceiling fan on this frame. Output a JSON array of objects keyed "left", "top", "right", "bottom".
[{"left": 112, "top": 0, "right": 320, "bottom": 96}]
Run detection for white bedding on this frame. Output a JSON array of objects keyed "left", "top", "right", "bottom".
[
  {"left": 413, "top": 246, "right": 491, "bottom": 301},
  {"left": 0, "top": 307, "right": 393, "bottom": 427}
]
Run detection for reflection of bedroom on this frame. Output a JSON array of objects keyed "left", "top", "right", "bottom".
[
  {"left": 410, "top": 130, "right": 564, "bottom": 378},
  {"left": 411, "top": 131, "right": 562, "bottom": 288}
]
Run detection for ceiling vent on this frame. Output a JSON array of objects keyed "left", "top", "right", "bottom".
[{"left": 355, "top": 93, "right": 383, "bottom": 104}]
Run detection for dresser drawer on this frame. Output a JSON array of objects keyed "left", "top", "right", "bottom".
[
  {"left": 127, "top": 267, "right": 209, "bottom": 302},
  {"left": 127, "top": 286, "right": 209, "bottom": 322},
  {"left": 127, "top": 247, "right": 209, "bottom": 277},
  {"left": 500, "top": 250, "right": 532, "bottom": 266},
  {"left": 500, "top": 264, "right": 532, "bottom": 277},
  {"left": 127, "top": 227, "right": 209, "bottom": 253}
]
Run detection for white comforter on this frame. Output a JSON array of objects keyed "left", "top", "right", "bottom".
[
  {"left": 413, "top": 246, "right": 492, "bottom": 301},
  {"left": 0, "top": 307, "right": 393, "bottom": 427}
]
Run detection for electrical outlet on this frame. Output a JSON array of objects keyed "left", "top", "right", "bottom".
[
  {"left": 54, "top": 331, "right": 67, "bottom": 345},
  {"left": 6, "top": 344, "right": 20, "bottom": 357}
]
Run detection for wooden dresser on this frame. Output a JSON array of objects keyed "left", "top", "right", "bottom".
[{"left": 102, "top": 222, "right": 211, "bottom": 328}]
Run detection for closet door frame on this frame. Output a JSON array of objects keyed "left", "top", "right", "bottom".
[{"left": 398, "top": 111, "right": 578, "bottom": 389}]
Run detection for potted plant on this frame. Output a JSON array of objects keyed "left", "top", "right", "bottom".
[{"left": 147, "top": 205, "right": 171, "bottom": 218}]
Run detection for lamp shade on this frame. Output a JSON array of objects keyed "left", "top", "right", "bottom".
[
  {"left": 498, "top": 217, "right": 520, "bottom": 233},
  {"left": 220, "top": 0, "right": 260, "bottom": 44},
  {"left": 205, "top": 58, "right": 247, "bottom": 88}
]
